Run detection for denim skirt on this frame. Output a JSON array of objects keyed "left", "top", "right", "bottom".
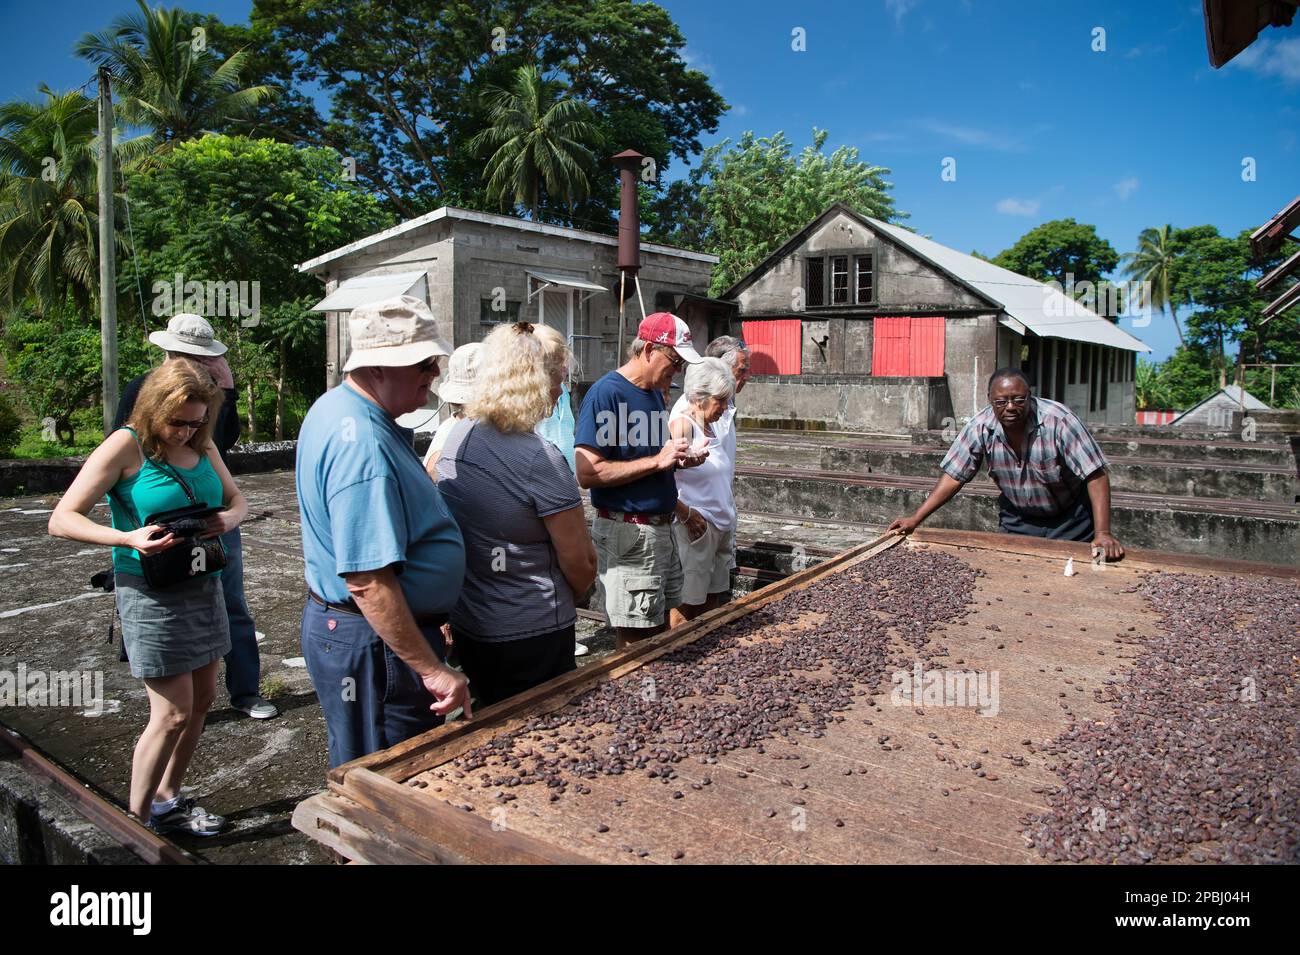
[{"left": 115, "top": 572, "right": 231, "bottom": 679}]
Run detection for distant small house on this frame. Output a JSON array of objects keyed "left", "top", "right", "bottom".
[
  {"left": 1170, "top": 385, "right": 1269, "bottom": 429},
  {"left": 720, "top": 202, "right": 1152, "bottom": 432},
  {"left": 296, "top": 205, "right": 720, "bottom": 403}
]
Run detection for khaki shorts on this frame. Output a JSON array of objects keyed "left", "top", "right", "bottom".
[
  {"left": 672, "top": 521, "right": 736, "bottom": 607},
  {"left": 592, "top": 514, "right": 683, "bottom": 628}
]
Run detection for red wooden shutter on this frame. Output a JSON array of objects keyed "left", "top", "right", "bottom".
[
  {"left": 909, "top": 316, "right": 945, "bottom": 376},
  {"left": 872, "top": 316, "right": 945, "bottom": 376},
  {"left": 872, "top": 316, "right": 911, "bottom": 375},
  {"left": 742, "top": 320, "right": 802, "bottom": 375}
]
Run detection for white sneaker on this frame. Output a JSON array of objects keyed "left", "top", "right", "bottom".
[{"left": 574, "top": 642, "right": 589, "bottom": 657}]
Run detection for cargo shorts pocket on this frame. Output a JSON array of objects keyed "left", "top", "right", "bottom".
[
  {"left": 616, "top": 521, "right": 647, "bottom": 561},
  {"left": 624, "top": 574, "right": 663, "bottom": 620}
]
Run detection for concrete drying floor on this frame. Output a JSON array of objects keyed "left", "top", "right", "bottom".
[{"left": 0, "top": 469, "right": 882, "bottom": 864}]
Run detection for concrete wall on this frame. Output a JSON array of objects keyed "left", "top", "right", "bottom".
[{"left": 736, "top": 375, "right": 949, "bottom": 432}]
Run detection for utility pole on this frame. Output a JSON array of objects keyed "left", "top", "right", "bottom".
[{"left": 97, "top": 66, "right": 118, "bottom": 434}]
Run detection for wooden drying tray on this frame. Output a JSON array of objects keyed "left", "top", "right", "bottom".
[{"left": 292, "top": 529, "right": 1298, "bottom": 865}]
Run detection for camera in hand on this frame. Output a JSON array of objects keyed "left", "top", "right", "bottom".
[{"left": 139, "top": 503, "right": 227, "bottom": 588}]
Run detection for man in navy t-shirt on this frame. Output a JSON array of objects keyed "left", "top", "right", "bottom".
[{"left": 575, "top": 313, "right": 706, "bottom": 647}]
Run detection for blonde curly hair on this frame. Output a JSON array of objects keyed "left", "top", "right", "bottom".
[
  {"left": 129, "top": 360, "right": 224, "bottom": 461},
  {"left": 467, "top": 322, "right": 572, "bottom": 433}
]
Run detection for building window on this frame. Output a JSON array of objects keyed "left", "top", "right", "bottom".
[
  {"left": 804, "top": 258, "right": 825, "bottom": 307},
  {"left": 804, "top": 250, "right": 876, "bottom": 308},
  {"left": 1100, "top": 350, "right": 1109, "bottom": 410},
  {"left": 855, "top": 255, "right": 874, "bottom": 304},
  {"left": 1067, "top": 342, "right": 1076, "bottom": 385},
  {"left": 831, "top": 256, "right": 849, "bottom": 304},
  {"left": 480, "top": 297, "right": 521, "bottom": 324}
]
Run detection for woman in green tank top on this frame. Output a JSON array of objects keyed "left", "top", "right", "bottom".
[{"left": 49, "top": 361, "right": 248, "bottom": 835}]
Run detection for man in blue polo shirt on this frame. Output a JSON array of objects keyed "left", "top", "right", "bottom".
[
  {"left": 296, "top": 295, "right": 471, "bottom": 768},
  {"left": 575, "top": 313, "right": 706, "bottom": 648}
]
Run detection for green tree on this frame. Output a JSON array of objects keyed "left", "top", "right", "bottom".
[
  {"left": 1167, "top": 226, "right": 1251, "bottom": 390},
  {"left": 1120, "top": 224, "right": 1183, "bottom": 346},
  {"left": 1134, "top": 357, "right": 1172, "bottom": 411},
  {"left": 658, "top": 128, "right": 902, "bottom": 296},
  {"left": 0, "top": 87, "right": 148, "bottom": 315},
  {"left": 126, "top": 134, "right": 392, "bottom": 439},
  {"left": 208, "top": 0, "right": 725, "bottom": 224},
  {"left": 75, "top": 0, "right": 276, "bottom": 149},
  {"left": 2, "top": 310, "right": 150, "bottom": 445},
  {"left": 468, "top": 65, "right": 602, "bottom": 217},
  {"left": 993, "top": 218, "right": 1120, "bottom": 288}
]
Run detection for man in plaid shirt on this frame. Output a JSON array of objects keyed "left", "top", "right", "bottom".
[{"left": 889, "top": 368, "right": 1125, "bottom": 558}]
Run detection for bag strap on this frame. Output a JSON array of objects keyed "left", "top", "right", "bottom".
[{"left": 153, "top": 460, "right": 199, "bottom": 506}]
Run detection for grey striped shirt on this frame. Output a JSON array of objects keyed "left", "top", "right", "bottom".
[{"left": 436, "top": 419, "right": 582, "bottom": 640}]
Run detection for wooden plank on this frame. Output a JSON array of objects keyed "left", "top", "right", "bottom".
[
  {"left": 910, "top": 527, "right": 1300, "bottom": 580},
  {"left": 292, "top": 792, "right": 454, "bottom": 865},
  {"left": 335, "top": 531, "right": 904, "bottom": 786},
  {"left": 337, "top": 768, "right": 593, "bottom": 864}
]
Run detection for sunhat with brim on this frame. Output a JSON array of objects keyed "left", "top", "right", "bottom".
[
  {"left": 437, "top": 342, "right": 483, "bottom": 404},
  {"left": 148, "top": 313, "right": 227, "bottom": 357},
  {"left": 342, "top": 295, "right": 452, "bottom": 373}
]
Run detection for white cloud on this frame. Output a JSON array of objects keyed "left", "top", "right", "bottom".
[
  {"left": 1231, "top": 36, "right": 1300, "bottom": 84},
  {"left": 732, "top": 103, "right": 749, "bottom": 118},
  {"left": 917, "top": 119, "right": 1019, "bottom": 151},
  {"left": 1124, "top": 43, "right": 1166, "bottom": 60},
  {"left": 1113, "top": 176, "right": 1140, "bottom": 200},
  {"left": 886, "top": 0, "right": 921, "bottom": 28},
  {"left": 681, "top": 46, "right": 716, "bottom": 77},
  {"left": 996, "top": 198, "right": 1040, "bottom": 216}
]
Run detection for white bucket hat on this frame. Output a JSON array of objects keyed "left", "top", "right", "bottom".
[
  {"left": 148, "top": 313, "right": 227, "bottom": 357},
  {"left": 437, "top": 342, "right": 482, "bottom": 404},
  {"left": 342, "top": 295, "right": 452, "bottom": 372}
]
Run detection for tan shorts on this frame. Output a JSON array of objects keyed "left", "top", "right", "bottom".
[
  {"left": 592, "top": 514, "right": 683, "bottom": 629},
  {"left": 672, "top": 521, "right": 736, "bottom": 607}
]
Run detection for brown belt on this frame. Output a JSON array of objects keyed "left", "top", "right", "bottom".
[
  {"left": 308, "top": 591, "right": 447, "bottom": 627},
  {"left": 597, "top": 508, "right": 673, "bottom": 526}
]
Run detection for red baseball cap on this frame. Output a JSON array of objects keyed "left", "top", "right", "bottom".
[{"left": 637, "top": 312, "right": 703, "bottom": 363}]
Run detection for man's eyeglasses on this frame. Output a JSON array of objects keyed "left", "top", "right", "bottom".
[
  {"left": 657, "top": 345, "right": 685, "bottom": 370},
  {"left": 991, "top": 396, "right": 1029, "bottom": 409},
  {"left": 414, "top": 357, "right": 440, "bottom": 376},
  {"left": 168, "top": 416, "right": 208, "bottom": 431}
]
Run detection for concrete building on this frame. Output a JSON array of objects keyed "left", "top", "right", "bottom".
[
  {"left": 296, "top": 205, "right": 719, "bottom": 414},
  {"left": 1171, "top": 384, "right": 1269, "bottom": 429},
  {"left": 720, "top": 203, "right": 1152, "bottom": 432}
]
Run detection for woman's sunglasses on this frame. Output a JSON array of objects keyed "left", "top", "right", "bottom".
[{"left": 168, "top": 416, "right": 208, "bottom": 431}]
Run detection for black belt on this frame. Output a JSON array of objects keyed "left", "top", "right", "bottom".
[{"left": 308, "top": 591, "right": 447, "bottom": 627}]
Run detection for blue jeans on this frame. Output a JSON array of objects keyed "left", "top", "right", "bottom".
[
  {"left": 220, "top": 527, "right": 263, "bottom": 705},
  {"left": 300, "top": 598, "right": 447, "bottom": 769}
]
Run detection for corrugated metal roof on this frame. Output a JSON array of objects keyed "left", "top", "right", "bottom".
[
  {"left": 297, "top": 206, "right": 719, "bottom": 273},
  {"left": 867, "top": 218, "right": 1152, "bottom": 353},
  {"left": 526, "top": 269, "right": 608, "bottom": 293},
  {"left": 309, "top": 271, "right": 426, "bottom": 311},
  {"left": 1172, "top": 385, "right": 1270, "bottom": 424}
]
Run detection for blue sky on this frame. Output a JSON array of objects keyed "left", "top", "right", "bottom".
[{"left": 2, "top": 0, "right": 1296, "bottom": 361}]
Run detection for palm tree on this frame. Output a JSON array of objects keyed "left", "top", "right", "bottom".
[
  {"left": 0, "top": 87, "right": 149, "bottom": 315},
  {"left": 75, "top": 0, "right": 275, "bottom": 149},
  {"left": 1120, "top": 225, "right": 1184, "bottom": 346},
  {"left": 467, "top": 65, "right": 603, "bottom": 217}
]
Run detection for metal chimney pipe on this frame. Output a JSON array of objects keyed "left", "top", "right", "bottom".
[{"left": 611, "top": 149, "right": 644, "bottom": 275}]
